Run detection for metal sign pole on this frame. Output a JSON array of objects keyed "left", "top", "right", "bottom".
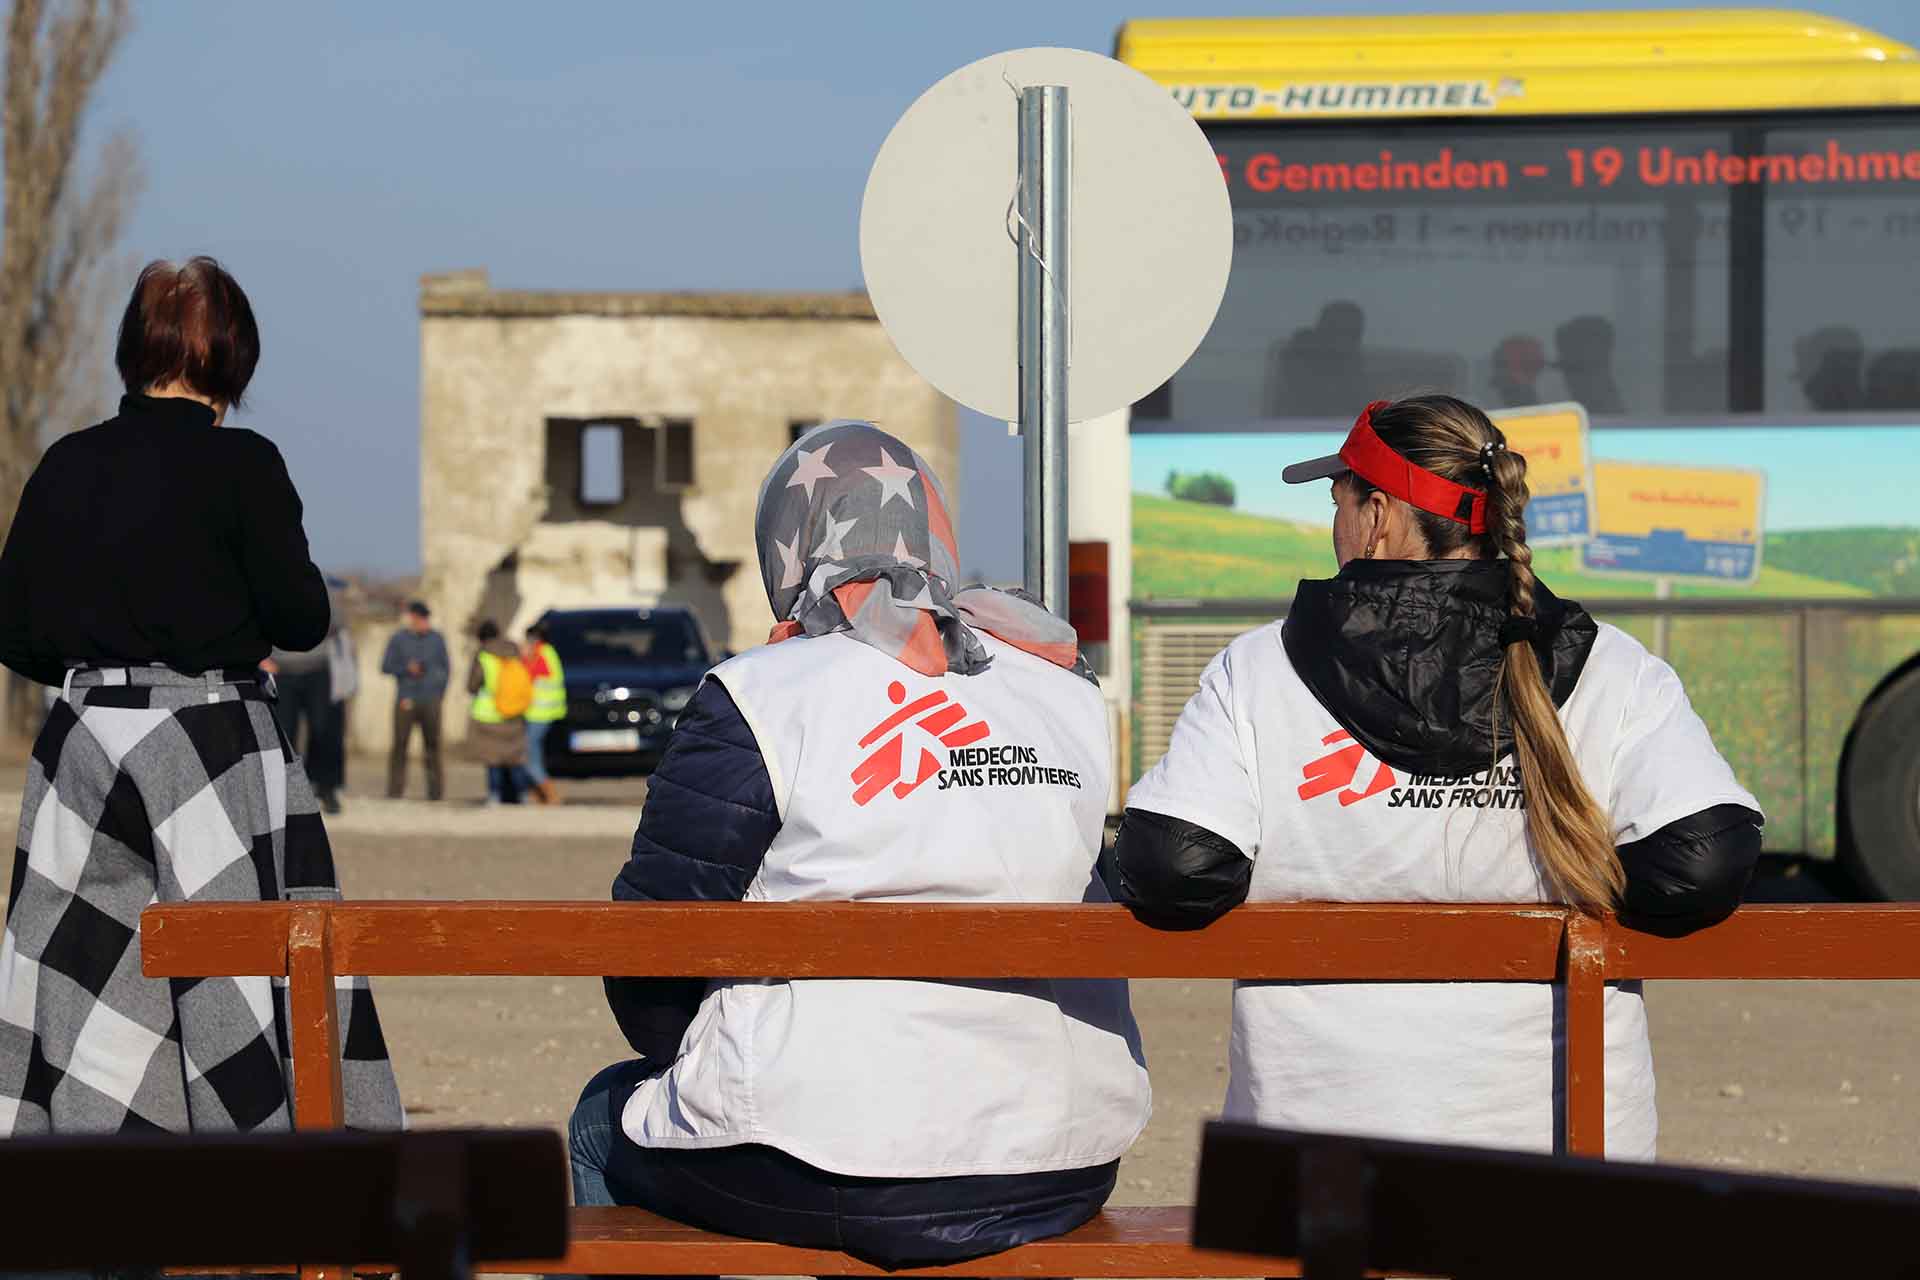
[{"left": 1018, "top": 85, "right": 1070, "bottom": 616}]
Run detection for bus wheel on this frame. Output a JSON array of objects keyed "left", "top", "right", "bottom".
[{"left": 1839, "top": 666, "right": 1920, "bottom": 901}]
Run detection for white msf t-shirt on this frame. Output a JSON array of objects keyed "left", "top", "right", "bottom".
[
  {"left": 1126, "top": 620, "right": 1757, "bottom": 1158},
  {"left": 625, "top": 632, "right": 1152, "bottom": 1178}
]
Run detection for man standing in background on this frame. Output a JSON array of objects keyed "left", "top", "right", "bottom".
[
  {"left": 383, "top": 600, "right": 449, "bottom": 801},
  {"left": 266, "top": 576, "right": 352, "bottom": 815}
]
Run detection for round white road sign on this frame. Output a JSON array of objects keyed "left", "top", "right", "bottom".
[{"left": 860, "top": 47, "right": 1232, "bottom": 424}]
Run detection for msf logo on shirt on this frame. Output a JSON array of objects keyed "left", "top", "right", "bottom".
[
  {"left": 851, "top": 680, "right": 991, "bottom": 806},
  {"left": 1297, "top": 730, "right": 1396, "bottom": 807}
]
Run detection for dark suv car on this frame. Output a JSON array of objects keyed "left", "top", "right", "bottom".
[{"left": 534, "top": 605, "right": 718, "bottom": 778}]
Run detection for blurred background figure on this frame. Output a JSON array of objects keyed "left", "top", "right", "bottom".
[
  {"left": 467, "top": 618, "right": 531, "bottom": 805},
  {"left": 522, "top": 621, "right": 566, "bottom": 805},
  {"left": 1490, "top": 335, "right": 1547, "bottom": 407},
  {"left": 1553, "top": 315, "right": 1625, "bottom": 413},
  {"left": 266, "top": 574, "right": 354, "bottom": 815},
  {"left": 1865, "top": 348, "right": 1920, "bottom": 410},
  {"left": 1277, "top": 300, "right": 1369, "bottom": 415},
  {"left": 1795, "top": 326, "right": 1867, "bottom": 411},
  {"left": 384, "top": 600, "right": 449, "bottom": 801}
]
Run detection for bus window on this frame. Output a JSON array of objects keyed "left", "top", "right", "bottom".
[
  {"left": 1144, "top": 114, "right": 1920, "bottom": 428},
  {"left": 1763, "top": 123, "right": 1920, "bottom": 415},
  {"left": 1144, "top": 120, "right": 1749, "bottom": 426}
]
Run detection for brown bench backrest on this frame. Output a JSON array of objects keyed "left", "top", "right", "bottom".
[{"left": 140, "top": 901, "right": 1920, "bottom": 1159}]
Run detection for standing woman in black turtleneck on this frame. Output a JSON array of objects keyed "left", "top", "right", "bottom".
[{"left": 0, "top": 258, "right": 400, "bottom": 1136}]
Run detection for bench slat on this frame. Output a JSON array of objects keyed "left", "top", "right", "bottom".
[
  {"left": 1606, "top": 904, "right": 1920, "bottom": 978},
  {"left": 144, "top": 901, "right": 1920, "bottom": 986},
  {"left": 144, "top": 901, "right": 1571, "bottom": 980},
  {"left": 489, "top": 1206, "right": 1295, "bottom": 1277}
]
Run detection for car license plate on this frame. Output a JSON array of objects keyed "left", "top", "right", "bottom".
[{"left": 571, "top": 729, "right": 642, "bottom": 753}]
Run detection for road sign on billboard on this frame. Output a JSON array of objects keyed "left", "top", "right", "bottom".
[
  {"left": 1490, "top": 402, "right": 1592, "bottom": 546},
  {"left": 1581, "top": 460, "right": 1767, "bottom": 584}
]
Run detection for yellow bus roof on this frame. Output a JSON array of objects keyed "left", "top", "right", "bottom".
[{"left": 1115, "top": 9, "right": 1920, "bottom": 119}]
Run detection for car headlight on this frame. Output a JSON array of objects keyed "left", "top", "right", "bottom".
[{"left": 661, "top": 685, "right": 697, "bottom": 712}]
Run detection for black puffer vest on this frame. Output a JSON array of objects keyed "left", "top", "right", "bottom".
[{"left": 1281, "top": 559, "right": 1599, "bottom": 779}]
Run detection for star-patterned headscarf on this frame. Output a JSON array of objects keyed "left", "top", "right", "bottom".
[{"left": 755, "top": 420, "right": 1090, "bottom": 681}]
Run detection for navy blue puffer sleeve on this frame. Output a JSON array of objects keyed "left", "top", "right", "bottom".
[{"left": 605, "top": 676, "right": 780, "bottom": 1063}]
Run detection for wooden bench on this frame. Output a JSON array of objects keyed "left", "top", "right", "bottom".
[{"left": 140, "top": 900, "right": 1920, "bottom": 1276}]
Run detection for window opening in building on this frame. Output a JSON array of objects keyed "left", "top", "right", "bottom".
[
  {"left": 580, "top": 422, "right": 625, "bottom": 506},
  {"left": 658, "top": 418, "right": 696, "bottom": 490}
]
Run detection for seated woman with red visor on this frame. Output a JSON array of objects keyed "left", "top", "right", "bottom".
[{"left": 1106, "top": 393, "right": 1762, "bottom": 1158}]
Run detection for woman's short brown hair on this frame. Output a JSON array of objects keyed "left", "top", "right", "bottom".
[{"left": 115, "top": 257, "right": 260, "bottom": 407}]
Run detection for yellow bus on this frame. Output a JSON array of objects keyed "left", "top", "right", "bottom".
[{"left": 1113, "top": 9, "right": 1920, "bottom": 896}]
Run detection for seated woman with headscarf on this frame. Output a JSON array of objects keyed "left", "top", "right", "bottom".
[{"left": 569, "top": 421, "right": 1149, "bottom": 1268}]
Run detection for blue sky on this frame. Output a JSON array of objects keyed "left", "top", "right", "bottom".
[{"left": 83, "top": 0, "right": 1920, "bottom": 579}]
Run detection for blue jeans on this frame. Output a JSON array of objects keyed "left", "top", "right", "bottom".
[
  {"left": 485, "top": 765, "right": 529, "bottom": 802},
  {"left": 569, "top": 1061, "right": 1118, "bottom": 1269},
  {"left": 525, "top": 719, "right": 553, "bottom": 786}
]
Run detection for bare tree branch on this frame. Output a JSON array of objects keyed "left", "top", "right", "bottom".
[
  {"left": 1, "top": 0, "right": 134, "bottom": 458},
  {"left": 0, "top": 0, "right": 138, "bottom": 731}
]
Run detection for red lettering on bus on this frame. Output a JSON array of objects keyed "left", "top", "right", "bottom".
[
  {"left": 1243, "top": 137, "right": 1920, "bottom": 201},
  {"left": 1310, "top": 162, "right": 1350, "bottom": 191},
  {"left": 1225, "top": 150, "right": 1509, "bottom": 196},
  {"left": 1827, "top": 139, "right": 1856, "bottom": 182}
]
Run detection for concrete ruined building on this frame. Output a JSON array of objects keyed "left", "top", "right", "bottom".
[{"left": 353, "top": 269, "right": 956, "bottom": 755}]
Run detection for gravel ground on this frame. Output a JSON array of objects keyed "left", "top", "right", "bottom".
[{"left": 2, "top": 756, "right": 1916, "bottom": 1203}]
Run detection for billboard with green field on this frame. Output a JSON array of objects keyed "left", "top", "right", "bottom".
[{"left": 1130, "top": 425, "right": 1920, "bottom": 862}]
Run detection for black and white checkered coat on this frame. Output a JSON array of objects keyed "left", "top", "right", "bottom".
[{"left": 0, "top": 669, "right": 402, "bottom": 1133}]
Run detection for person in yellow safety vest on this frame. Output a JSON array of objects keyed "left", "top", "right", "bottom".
[
  {"left": 467, "top": 619, "right": 531, "bottom": 805},
  {"left": 523, "top": 621, "right": 567, "bottom": 805}
]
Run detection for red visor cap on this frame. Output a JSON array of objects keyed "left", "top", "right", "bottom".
[{"left": 1283, "top": 401, "right": 1489, "bottom": 534}]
